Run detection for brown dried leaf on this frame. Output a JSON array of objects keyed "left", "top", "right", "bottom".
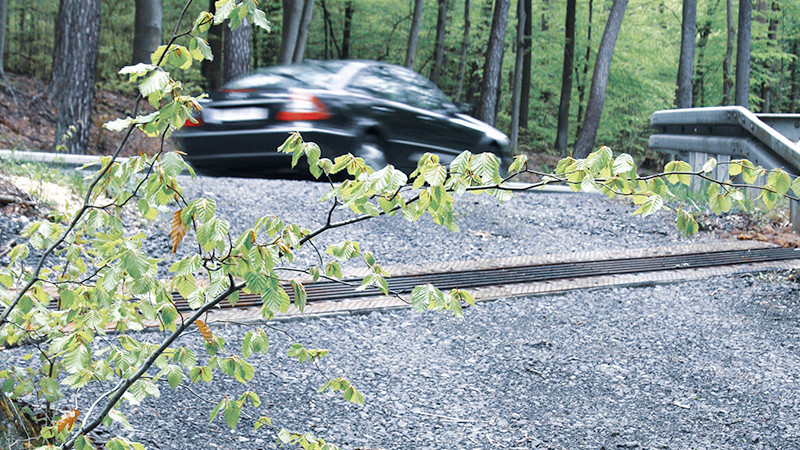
[
  {"left": 195, "top": 319, "right": 213, "bottom": 344},
  {"left": 56, "top": 409, "right": 80, "bottom": 433},
  {"left": 170, "top": 209, "right": 187, "bottom": 254}
]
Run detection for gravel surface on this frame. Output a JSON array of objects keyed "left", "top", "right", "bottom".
[{"left": 3, "top": 175, "right": 799, "bottom": 449}]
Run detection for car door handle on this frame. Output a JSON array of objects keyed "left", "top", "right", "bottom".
[{"left": 371, "top": 106, "right": 391, "bottom": 113}]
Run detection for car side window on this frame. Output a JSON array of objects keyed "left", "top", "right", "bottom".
[
  {"left": 349, "top": 67, "right": 408, "bottom": 104},
  {"left": 384, "top": 66, "right": 448, "bottom": 112}
]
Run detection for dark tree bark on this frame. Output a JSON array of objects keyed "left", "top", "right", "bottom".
[
  {"left": 405, "top": 0, "right": 424, "bottom": 68},
  {"left": 50, "top": 0, "right": 101, "bottom": 155},
  {"left": 477, "top": 0, "right": 510, "bottom": 126},
  {"left": 293, "top": 0, "right": 315, "bottom": 63},
  {"left": 224, "top": 19, "right": 251, "bottom": 83},
  {"left": 510, "top": 0, "right": 525, "bottom": 152},
  {"left": 454, "top": 0, "right": 470, "bottom": 102},
  {"left": 0, "top": 0, "right": 7, "bottom": 79},
  {"left": 519, "top": 0, "right": 532, "bottom": 128},
  {"left": 132, "top": 0, "right": 162, "bottom": 64},
  {"left": 342, "top": 0, "right": 353, "bottom": 59},
  {"left": 573, "top": 0, "right": 627, "bottom": 159},
  {"left": 734, "top": 0, "right": 751, "bottom": 108},
  {"left": 279, "top": 0, "right": 302, "bottom": 64},
  {"left": 575, "top": 0, "right": 593, "bottom": 136},
  {"left": 675, "top": 0, "right": 696, "bottom": 108},
  {"left": 722, "top": 0, "right": 735, "bottom": 104},
  {"left": 430, "top": 0, "right": 449, "bottom": 84},
  {"left": 202, "top": 0, "right": 223, "bottom": 89},
  {"left": 555, "top": 0, "right": 576, "bottom": 155}
]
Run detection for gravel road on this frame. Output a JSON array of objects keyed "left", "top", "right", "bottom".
[{"left": 2, "top": 175, "right": 799, "bottom": 449}]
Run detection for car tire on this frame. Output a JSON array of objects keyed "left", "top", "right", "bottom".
[{"left": 354, "top": 134, "right": 388, "bottom": 170}]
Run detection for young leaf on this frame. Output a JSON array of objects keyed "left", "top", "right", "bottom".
[{"left": 170, "top": 210, "right": 187, "bottom": 254}]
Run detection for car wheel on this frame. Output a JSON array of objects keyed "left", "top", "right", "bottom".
[{"left": 354, "top": 135, "right": 388, "bottom": 170}]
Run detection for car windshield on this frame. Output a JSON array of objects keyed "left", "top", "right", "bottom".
[{"left": 223, "top": 61, "right": 350, "bottom": 90}]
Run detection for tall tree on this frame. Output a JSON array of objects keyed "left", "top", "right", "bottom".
[
  {"left": 519, "top": 0, "right": 532, "bottom": 128},
  {"left": 760, "top": 0, "right": 779, "bottom": 112},
  {"left": 675, "top": 0, "right": 696, "bottom": 108},
  {"left": 692, "top": 0, "right": 717, "bottom": 107},
  {"left": 477, "top": 0, "right": 510, "bottom": 126},
  {"left": 510, "top": 0, "right": 526, "bottom": 152},
  {"left": 575, "top": 0, "right": 593, "bottom": 136},
  {"left": 430, "top": 0, "right": 449, "bottom": 84},
  {"left": 573, "top": 0, "right": 628, "bottom": 159},
  {"left": 0, "top": 0, "right": 7, "bottom": 79},
  {"left": 224, "top": 19, "right": 251, "bottom": 83},
  {"left": 454, "top": 0, "right": 471, "bottom": 102},
  {"left": 554, "top": 0, "right": 576, "bottom": 155},
  {"left": 202, "top": 0, "right": 223, "bottom": 89},
  {"left": 342, "top": 0, "right": 353, "bottom": 59},
  {"left": 50, "top": 0, "right": 101, "bottom": 155},
  {"left": 279, "top": 0, "right": 302, "bottom": 64},
  {"left": 292, "top": 0, "right": 315, "bottom": 63},
  {"left": 722, "top": 0, "right": 735, "bottom": 104},
  {"left": 735, "top": 0, "right": 752, "bottom": 108},
  {"left": 405, "top": 0, "right": 424, "bottom": 68},
  {"left": 132, "top": 0, "right": 162, "bottom": 64}
]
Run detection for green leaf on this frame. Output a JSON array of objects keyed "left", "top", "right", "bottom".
[
  {"left": 139, "top": 70, "right": 170, "bottom": 97},
  {"left": 793, "top": 177, "right": 800, "bottom": 197},
  {"left": 767, "top": 169, "right": 792, "bottom": 196},
  {"left": 632, "top": 193, "right": 664, "bottom": 217},
  {"left": 701, "top": 157, "right": 717, "bottom": 174},
  {"left": 410, "top": 284, "right": 444, "bottom": 312},
  {"left": 214, "top": 0, "right": 236, "bottom": 24},
  {"left": 612, "top": 153, "right": 634, "bottom": 175},
  {"left": 252, "top": 8, "right": 271, "bottom": 31},
  {"left": 290, "top": 280, "right": 307, "bottom": 312},
  {"left": 471, "top": 153, "right": 501, "bottom": 184},
  {"left": 676, "top": 208, "right": 699, "bottom": 236},
  {"left": 586, "top": 146, "right": 613, "bottom": 173}
]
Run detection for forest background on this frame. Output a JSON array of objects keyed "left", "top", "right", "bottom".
[{"left": 0, "top": 0, "right": 799, "bottom": 163}]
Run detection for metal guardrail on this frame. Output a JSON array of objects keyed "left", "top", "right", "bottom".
[{"left": 649, "top": 106, "right": 800, "bottom": 233}]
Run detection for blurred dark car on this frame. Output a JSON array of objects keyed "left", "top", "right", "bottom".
[{"left": 176, "top": 60, "right": 510, "bottom": 178}]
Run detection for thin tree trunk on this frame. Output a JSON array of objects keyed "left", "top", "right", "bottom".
[
  {"left": 555, "top": 0, "right": 576, "bottom": 155},
  {"left": 342, "top": 0, "right": 353, "bottom": 59},
  {"left": 734, "top": 0, "right": 751, "bottom": 108},
  {"left": 0, "top": 0, "right": 7, "bottom": 79},
  {"left": 692, "top": 0, "right": 717, "bottom": 107},
  {"left": 721, "top": 0, "right": 734, "bottom": 104},
  {"left": 50, "top": 0, "right": 101, "bottom": 155},
  {"left": 760, "top": 0, "right": 779, "bottom": 112},
  {"left": 790, "top": 39, "right": 799, "bottom": 112},
  {"left": 405, "top": 0, "right": 424, "bottom": 68},
  {"left": 202, "top": 0, "right": 223, "bottom": 89},
  {"left": 430, "top": 0, "right": 449, "bottom": 84},
  {"left": 575, "top": 0, "right": 593, "bottom": 136},
  {"left": 279, "top": 0, "right": 302, "bottom": 64},
  {"left": 675, "top": 0, "right": 696, "bottom": 109},
  {"left": 510, "top": 0, "right": 525, "bottom": 153},
  {"left": 224, "top": 19, "right": 251, "bottom": 83},
  {"left": 519, "top": 0, "right": 532, "bottom": 129},
  {"left": 132, "top": 0, "right": 162, "bottom": 64},
  {"left": 454, "top": 0, "right": 470, "bottom": 102},
  {"left": 573, "top": 0, "right": 627, "bottom": 159},
  {"left": 477, "top": 0, "right": 510, "bottom": 126},
  {"left": 293, "top": 0, "right": 315, "bottom": 63}
]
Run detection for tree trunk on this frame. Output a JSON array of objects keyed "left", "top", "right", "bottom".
[
  {"left": 292, "top": 0, "right": 315, "bottom": 63},
  {"left": 573, "top": 0, "right": 627, "bottom": 159},
  {"left": 279, "top": 0, "right": 302, "bottom": 64},
  {"left": 224, "top": 19, "right": 251, "bottom": 83},
  {"left": 790, "top": 39, "right": 799, "bottom": 112},
  {"left": 405, "top": 0, "right": 424, "bottom": 69},
  {"left": 477, "top": 0, "right": 510, "bottom": 126},
  {"left": 510, "top": 0, "right": 525, "bottom": 153},
  {"left": 454, "top": 0, "right": 470, "bottom": 102},
  {"left": 734, "top": 0, "right": 751, "bottom": 108},
  {"left": 675, "top": 0, "right": 696, "bottom": 109},
  {"left": 202, "top": 0, "right": 223, "bottom": 90},
  {"left": 554, "top": 0, "right": 576, "bottom": 155},
  {"left": 430, "top": 0, "right": 449, "bottom": 84},
  {"left": 0, "top": 0, "right": 8, "bottom": 79},
  {"left": 721, "top": 0, "right": 735, "bottom": 105},
  {"left": 342, "top": 0, "right": 353, "bottom": 59},
  {"left": 50, "top": 0, "right": 101, "bottom": 155},
  {"left": 575, "top": 0, "right": 593, "bottom": 136},
  {"left": 132, "top": 0, "right": 162, "bottom": 64},
  {"left": 760, "top": 0, "right": 779, "bottom": 112},
  {"left": 519, "top": 0, "right": 532, "bottom": 129}
]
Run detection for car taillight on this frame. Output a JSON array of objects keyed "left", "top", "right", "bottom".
[
  {"left": 275, "top": 90, "right": 330, "bottom": 121},
  {"left": 184, "top": 116, "right": 203, "bottom": 128}
]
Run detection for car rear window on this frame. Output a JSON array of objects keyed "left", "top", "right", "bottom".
[{"left": 223, "top": 62, "right": 349, "bottom": 90}]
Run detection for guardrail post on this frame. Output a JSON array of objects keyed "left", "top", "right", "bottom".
[{"left": 792, "top": 200, "right": 800, "bottom": 234}]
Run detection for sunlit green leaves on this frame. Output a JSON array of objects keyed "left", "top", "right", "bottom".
[
  {"left": 241, "top": 329, "right": 269, "bottom": 359},
  {"left": 632, "top": 193, "right": 664, "bottom": 217},
  {"left": 676, "top": 207, "right": 699, "bottom": 236},
  {"left": 288, "top": 343, "right": 329, "bottom": 363},
  {"left": 664, "top": 160, "right": 692, "bottom": 186},
  {"left": 318, "top": 377, "right": 364, "bottom": 405},
  {"left": 707, "top": 183, "right": 733, "bottom": 214}
]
